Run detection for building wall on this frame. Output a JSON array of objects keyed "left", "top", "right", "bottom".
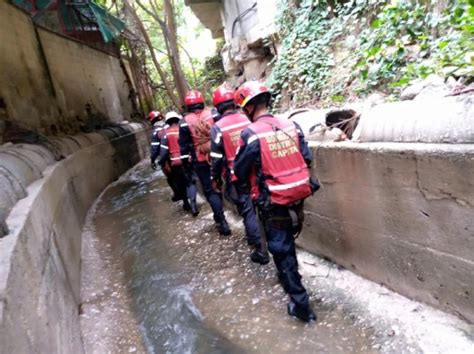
[
  {"left": 0, "top": 1, "right": 62, "bottom": 137},
  {"left": 186, "top": 0, "right": 278, "bottom": 85},
  {"left": 0, "top": 2, "right": 134, "bottom": 141},
  {"left": 38, "top": 28, "right": 132, "bottom": 126},
  {"left": 221, "top": 0, "right": 277, "bottom": 44}
]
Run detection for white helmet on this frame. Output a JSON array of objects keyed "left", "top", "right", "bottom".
[{"left": 165, "top": 111, "right": 182, "bottom": 123}]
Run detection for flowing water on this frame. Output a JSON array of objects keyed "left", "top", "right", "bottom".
[{"left": 80, "top": 162, "right": 474, "bottom": 354}]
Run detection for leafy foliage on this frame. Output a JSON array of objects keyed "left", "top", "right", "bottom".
[
  {"left": 268, "top": 0, "right": 474, "bottom": 107},
  {"left": 267, "top": 0, "right": 335, "bottom": 106},
  {"left": 354, "top": 0, "right": 474, "bottom": 93}
]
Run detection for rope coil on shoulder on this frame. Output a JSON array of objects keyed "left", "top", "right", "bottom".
[{"left": 194, "top": 116, "right": 212, "bottom": 164}]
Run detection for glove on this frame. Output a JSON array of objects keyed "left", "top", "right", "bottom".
[
  {"left": 309, "top": 176, "right": 320, "bottom": 194},
  {"left": 212, "top": 178, "right": 223, "bottom": 193},
  {"left": 162, "top": 161, "right": 171, "bottom": 175},
  {"left": 151, "top": 161, "right": 157, "bottom": 170}
]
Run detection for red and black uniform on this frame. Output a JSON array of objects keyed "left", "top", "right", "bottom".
[
  {"left": 234, "top": 113, "right": 317, "bottom": 318},
  {"left": 211, "top": 112, "right": 250, "bottom": 181},
  {"left": 159, "top": 122, "right": 190, "bottom": 209},
  {"left": 179, "top": 92, "right": 230, "bottom": 234},
  {"left": 179, "top": 108, "right": 214, "bottom": 163},
  {"left": 150, "top": 123, "right": 165, "bottom": 166},
  {"left": 160, "top": 124, "right": 182, "bottom": 167},
  {"left": 210, "top": 111, "right": 260, "bottom": 245}
]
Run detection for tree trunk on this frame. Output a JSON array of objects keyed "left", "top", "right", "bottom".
[
  {"left": 118, "top": 55, "right": 141, "bottom": 116},
  {"left": 123, "top": 0, "right": 182, "bottom": 109},
  {"left": 164, "top": 0, "right": 188, "bottom": 96},
  {"left": 136, "top": 0, "right": 188, "bottom": 104},
  {"left": 127, "top": 40, "right": 154, "bottom": 112},
  {"left": 179, "top": 42, "right": 198, "bottom": 87}
]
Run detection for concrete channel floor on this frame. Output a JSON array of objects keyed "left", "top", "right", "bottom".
[{"left": 80, "top": 161, "right": 474, "bottom": 354}]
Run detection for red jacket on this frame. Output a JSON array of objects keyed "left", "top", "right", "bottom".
[
  {"left": 164, "top": 125, "right": 182, "bottom": 166},
  {"left": 246, "top": 115, "right": 312, "bottom": 205},
  {"left": 212, "top": 112, "right": 251, "bottom": 182}
]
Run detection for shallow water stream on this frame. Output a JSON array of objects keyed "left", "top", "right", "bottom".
[{"left": 80, "top": 162, "right": 474, "bottom": 354}]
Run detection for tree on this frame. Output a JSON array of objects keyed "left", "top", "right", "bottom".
[
  {"left": 123, "top": 0, "right": 182, "bottom": 109},
  {"left": 136, "top": 0, "right": 189, "bottom": 104}
]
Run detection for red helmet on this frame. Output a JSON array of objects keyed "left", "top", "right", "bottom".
[
  {"left": 184, "top": 90, "right": 204, "bottom": 106},
  {"left": 147, "top": 111, "right": 163, "bottom": 121},
  {"left": 234, "top": 81, "right": 270, "bottom": 108},
  {"left": 212, "top": 86, "right": 235, "bottom": 106}
]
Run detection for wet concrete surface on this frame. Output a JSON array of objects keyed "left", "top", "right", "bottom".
[{"left": 80, "top": 162, "right": 474, "bottom": 353}]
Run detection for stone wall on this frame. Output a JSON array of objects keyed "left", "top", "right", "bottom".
[
  {"left": 0, "top": 123, "right": 149, "bottom": 353},
  {"left": 0, "top": 2, "right": 134, "bottom": 140},
  {"left": 300, "top": 142, "right": 474, "bottom": 323}
]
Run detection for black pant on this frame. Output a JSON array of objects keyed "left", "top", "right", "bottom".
[
  {"left": 167, "top": 165, "right": 188, "bottom": 202},
  {"left": 226, "top": 182, "right": 260, "bottom": 245},
  {"left": 194, "top": 162, "right": 225, "bottom": 222},
  {"left": 263, "top": 204, "right": 311, "bottom": 313}
]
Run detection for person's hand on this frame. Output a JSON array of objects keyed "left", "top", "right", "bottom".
[
  {"left": 151, "top": 161, "right": 157, "bottom": 170},
  {"left": 212, "top": 178, "right": 223, "bottom": 193}
]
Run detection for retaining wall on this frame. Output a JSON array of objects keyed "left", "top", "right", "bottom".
[
  {"left": 301, "top": 142, "right": 474, "bottom": 323},
  {"left": 0, "top": 2, "right": 134, "bottom": 141},
  {"left": 0, "top": 123, "right": 149, "bottom": 353}
]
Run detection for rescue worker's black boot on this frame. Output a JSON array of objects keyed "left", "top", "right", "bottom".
[
  {"left": 189, "top": 199, "right": 199, "bottom": 217},
  {"left": 250, "top": 244, "right": 270, "bottom": 265},
  {"left": 216, "top": 213, "right": 231, "bottom": 236},
  {"left": 287, "top": 301, "right": 317, "bottom": 323},
  {"left": 182, "top": 199, "right": 191, "bottom": 212}
]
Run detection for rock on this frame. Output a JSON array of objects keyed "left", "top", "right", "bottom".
[
  {"left": 283, "top": 108, "right": 328, "bottom": 137},
  {"left": 361, "top": 92, "right": 386, "bottom": 114},
  {"left": 400, "top": 74, "right": 448, "bottom": 101},
  {"left": 307, "top": 126, "right": 346, "bottom": 142}
]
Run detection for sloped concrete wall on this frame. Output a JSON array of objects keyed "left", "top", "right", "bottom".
[
  {"left": 0, "top": 2, "right": 134, "bottom": 140},
  {"left": 0, "top": 1, "right": 62, "bottom": 136},
  {"left": 0, "top": 123, "right": 149, "bottom": 353},
  {"left": 38, "top": 28, "right": 133, "bottom": 126},
  {"left": 300, "top": 142, "right": 474, "bottom": 323}
]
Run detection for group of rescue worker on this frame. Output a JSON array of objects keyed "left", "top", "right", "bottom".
[{"left": 148, "top": 81, "right": 320, "bottom": 322}]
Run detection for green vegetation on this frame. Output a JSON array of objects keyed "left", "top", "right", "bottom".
[{"left": 268, "top": 0, "right": 474, "bottom": 107}]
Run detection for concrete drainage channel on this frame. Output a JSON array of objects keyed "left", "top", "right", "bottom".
[
  {"left": 0, "top": 120, "right": 473, "bottom": 352},
  {"left": 0, "top": 123, "right": 149, "bottom": 353},
  {"left": 79, "top": 161, "right": 473, "bottom": 353}
]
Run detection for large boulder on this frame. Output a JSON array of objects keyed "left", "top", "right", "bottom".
[{"left": 400, "top": 75, "right": 449, "bottom": 101}]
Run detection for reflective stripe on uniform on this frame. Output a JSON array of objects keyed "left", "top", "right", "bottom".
[
  {"left": 170, "top": 156, "right": 181, "bottom": 161},
  {"left": 220, "top": 121, "right": 249, "bottom": 132},
  {"left": 180, "top": 123, "right": 188, "bottom": 127},
  {"left": 267, "top": 177, "right": 309, "bottom": 191},
  {"left": 167, "top": 131, "right": 179, "bottom": 136},
  {"left": 151, "top": 142, "right": 160, "bottom": 146},
  {"left": 210, "top": 152, "right": 223, "bottom": 159},
  {"left": 248, "top": 126, "right": 295, "bottom": 145},
  {"left": 180, "top": 154, "right": 190, "bottom": 159},
  {"left": 214, "top": 132, "right": 222, "bottom": 144},
  {"left": 247, "top": 135, "right": 258, "bottom": 144},
  {"left": 161, "top": 145, "right": 169, "bottom": 149}
]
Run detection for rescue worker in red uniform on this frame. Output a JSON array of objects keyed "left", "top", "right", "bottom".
[
  {"left": 148, "top": 110, "right": 165, "bottom": 171},
  {"left": 179, "top": 90, "right": 231, "bottom": 235},
  {"left": 233, "top": 81, "right": 319, "bottom": 322},
  {"left": 210, "top": 85, "right": 269, "bottom": 264},
  {"left": 148, "top": 110, "right": 180, "bottom": 201},
  {"left": 159, "top": 111, "right": 191, "bottom": 212}
]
